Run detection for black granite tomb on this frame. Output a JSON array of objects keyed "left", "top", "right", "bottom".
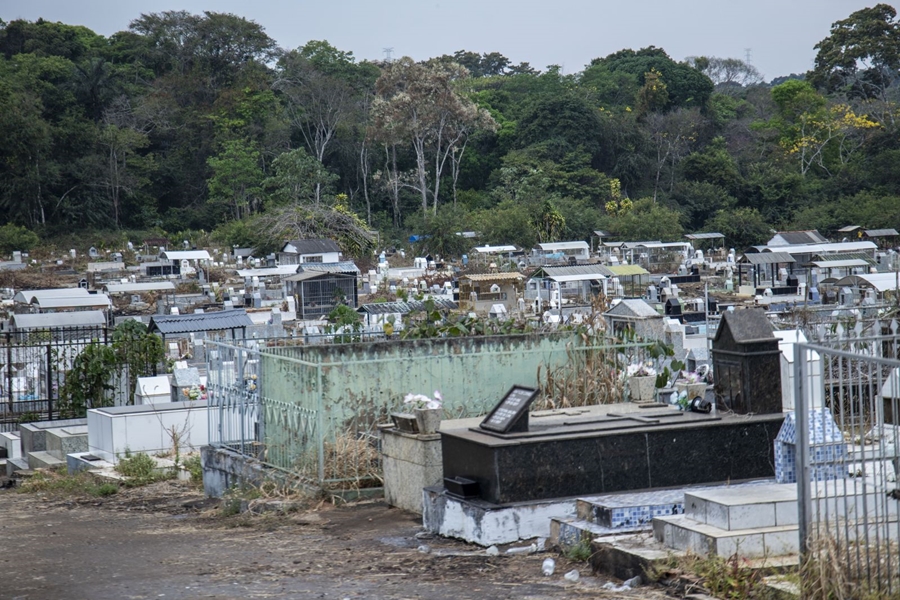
[
  {"left": 440, "top": 402, "right": 783, "bottom": 505},
  {"left": 711, "top": 308, "right": 783, "bottom": 415}
]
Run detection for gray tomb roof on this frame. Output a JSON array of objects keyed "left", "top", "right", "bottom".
[
  {"left": 149, "top": 309, "right": 253, "bottom": 335},
  {"left": 715, "top": 309, "right": 775, "bottom": 344}
]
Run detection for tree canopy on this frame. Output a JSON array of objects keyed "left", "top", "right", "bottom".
[{"left": 0, "top": 6, "right": 898, "bottom": 257}]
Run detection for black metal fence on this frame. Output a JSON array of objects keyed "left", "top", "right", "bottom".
[{"left": 1, "top": 326, "right": 109, "bottom": 431}]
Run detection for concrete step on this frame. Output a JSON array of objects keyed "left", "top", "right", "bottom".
[
  {"left": 684, "top": 480, "right": 899, "bottom": 531},
  {"left": 684, "top": 483, "right": 798, "bottom": 530},
  {"left": 574, "top": 479, "right": 777, "bottom": 530},
  {"left": 6, "top": 456, "right": 30, "bottom": 477},
  {"left": 654, "top": 513, "right": 799, "bottom": 558},
  {"left": 550, "top": 517, "right": 649, "bottom": 552},
  {"left": 576, "top": 488, "right": 686, "bottom": 528},
  {"left": 27, "top": 450, "right": 66, "bottom": 470}
]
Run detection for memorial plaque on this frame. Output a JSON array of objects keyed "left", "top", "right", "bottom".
[{"left": 479, "top": 385, "right": 539, "bottom": 434}]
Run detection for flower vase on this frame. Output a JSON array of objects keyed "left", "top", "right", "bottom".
[
  {"left": 414, "top": 408, "right": 442, "bottom": 435},
  {"left": 676, "top": 381, "right": 707, "bottom": 399},
  {"left": 629, "top": 376, "right": 657, "bottom": 402}
]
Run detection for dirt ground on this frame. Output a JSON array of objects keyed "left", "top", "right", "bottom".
[{"left": 0, "top": 480, "right": 675, "bottom": 600}]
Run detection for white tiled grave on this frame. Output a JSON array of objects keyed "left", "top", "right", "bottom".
[
  {"left": 654, "top": 479, "right": 900, "bottom": 558},
  {"left": 550, "top": 479, "right": 775, "bottom": 552}
]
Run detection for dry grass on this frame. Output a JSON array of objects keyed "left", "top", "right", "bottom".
[
  {"left": 801, "top": 533, "right": 900, "bottom": 600},
  {"left": 296, "top": 430, "right": 382, "bottom": 492},
  {"left": 533, "top": 295, "right": 628, "bottom": 410},
  {"left": 535, "top": 334, "right": 624, "bottom": 409}
]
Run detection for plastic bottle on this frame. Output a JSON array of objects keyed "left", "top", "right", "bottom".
[
  {"left": 506, "top": 543, "right": 537, "bottom": 555},
  {"left": 541, "top": 557, "right": 556, "bottom": 576},
  {"left": 564, "top": 569, "right": 580, "bottom": 582}
]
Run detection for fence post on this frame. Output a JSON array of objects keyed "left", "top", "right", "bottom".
[
  {"left": 238, "top": 344, "right": 246, "bottom": 456},
  {"left": 5, "top": 333, "right": 11, "bottom": 411},
  {"left": 316, "top": 361, "right": 325, "bottom": 484},
  {"left": 795, "top": 342, "right": 811, "bottom": 558},
  {"left": 46, "top": 343, "right": 53, "bottom": 421}
]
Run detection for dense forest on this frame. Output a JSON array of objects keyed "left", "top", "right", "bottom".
[{"left": 1, "top": 5, "right": 899, "bottom": 257}]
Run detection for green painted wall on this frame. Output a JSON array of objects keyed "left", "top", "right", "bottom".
[{"left": 261, "top": 333, "right": 581, "bottom": 439}]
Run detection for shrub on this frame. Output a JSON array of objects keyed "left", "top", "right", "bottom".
[{"left": 115, "top": 452, "right": 173, "bottom": 487}]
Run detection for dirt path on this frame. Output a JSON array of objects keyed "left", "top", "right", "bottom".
[{"left": 0, "top": 482, "right": 672, "bottom": 600}]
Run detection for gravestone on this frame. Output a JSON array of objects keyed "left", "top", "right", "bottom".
[
  {"left": 479, "top": 386, "right": 539, "bottom": 434},
  {"left": 171, "top": 367, "right": 202, "bottom": 402},
  {"left": 711, "top": 309, "right": 782, "bottom": 414}
]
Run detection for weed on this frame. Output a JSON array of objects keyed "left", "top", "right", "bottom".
[
  {"left": 182, "top": 454, "right": 203, "bottom": 485},
  {"left": 95, "top": 482, "right": 119, "bottom": 497},
  {"left": 564, "top": 538, "right": 593, "bottom": 562},
  {"left": 115, "top": 452, "right": 174, "bottom": 487},
  {"left": 17, "top": 467, "right": 119, "bottom": 498},
  {"left": 221, "top": 497, "right": 243, "bottom": 517},
  {"left": 649, "top": 551, "right": 765, "bottom": 599},
  {"left": 17, "top": 411, "right": 40, "bottom": 424}
]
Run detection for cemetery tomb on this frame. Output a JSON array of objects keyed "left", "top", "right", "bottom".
[{"left": 439, "top": 389, "right": 783, "bottom": 505}]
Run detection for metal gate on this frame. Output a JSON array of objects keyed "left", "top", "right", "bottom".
[{"left": 0, "top": 326, "right": 108, "bottom": 432}]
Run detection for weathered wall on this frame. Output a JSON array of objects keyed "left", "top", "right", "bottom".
[
  {"left": 201, "top": 445, "right": 287, "bottom": 498},
  {"left": 260, "top": 333, "right": 583, "bottom": 442}
]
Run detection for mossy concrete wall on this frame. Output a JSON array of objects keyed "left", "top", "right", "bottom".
[{"left": 260, "top": 333, "right": 582, "bottom": 439}]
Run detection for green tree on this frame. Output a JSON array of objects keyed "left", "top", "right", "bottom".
[
  {"left": 0, "top": 223, "right": 40, "bottom": 254},
  {"left": 206, "top": 139, "right": 264, "bottom": 221},
  {"left": 58, "top": 343, "right": 118, "bottom": 418},
  {"left": 808, "top": 4, "right": 900, "bottom": 104},
  {"left": 264, "top": 147, "right": 337, "bottom": 207},
  {"left": 600, "top": 197, "right": 683, "bottom": 241},
  {"left": 535, "top": 199, "right": 565, "bottom": 242},
  {"left": 680, "top": 138, "right": 743, "bottom": 194},
  {"left": 112, "top": 320, "right": 165, "bottom": 407},
  {"left": 514, "top": 95, "right": 602, "bottom": 159},
  {"left": 404, "top": 204, "right": 472, "bottom": 258},
  {"left": 474, "top": 199, "right": 537, "bottom": 249},
  {"left": 635, "top": 68, "right": 669, "bottom": 116},
  {"left": 592, "top": 47, "right": 713, "bottom": 110},
  {"left": 669, "top": 181, "right": 737, "bottom": 232},
  {"left": 703, "top": 207, "right": 772, "bottom": 250}
]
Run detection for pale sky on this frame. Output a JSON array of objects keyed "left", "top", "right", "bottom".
[{"left": 1, "top": 0, "right": 885, "bottom": 81}]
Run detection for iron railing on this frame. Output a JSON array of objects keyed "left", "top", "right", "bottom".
[
  {"left": 1, "top": 326, "right": 107, "bottom": 431},
  {"left": 795, "top": 326, "right": 900, "bottom": 597}
]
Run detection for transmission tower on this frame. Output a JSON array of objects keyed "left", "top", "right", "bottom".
[
  {"left": 744, "top": 48, "right": 752, "bottom": 64},
  {"left": 383, "top": 47, "right": 394, "bottom": 63}
]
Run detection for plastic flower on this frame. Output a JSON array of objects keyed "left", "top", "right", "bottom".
[
  {"left": 404, "top": 391, "right": 443, "bottom": 410},
  {"left": 626, "top": 363, "right": 657, "bottom": 378}
]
